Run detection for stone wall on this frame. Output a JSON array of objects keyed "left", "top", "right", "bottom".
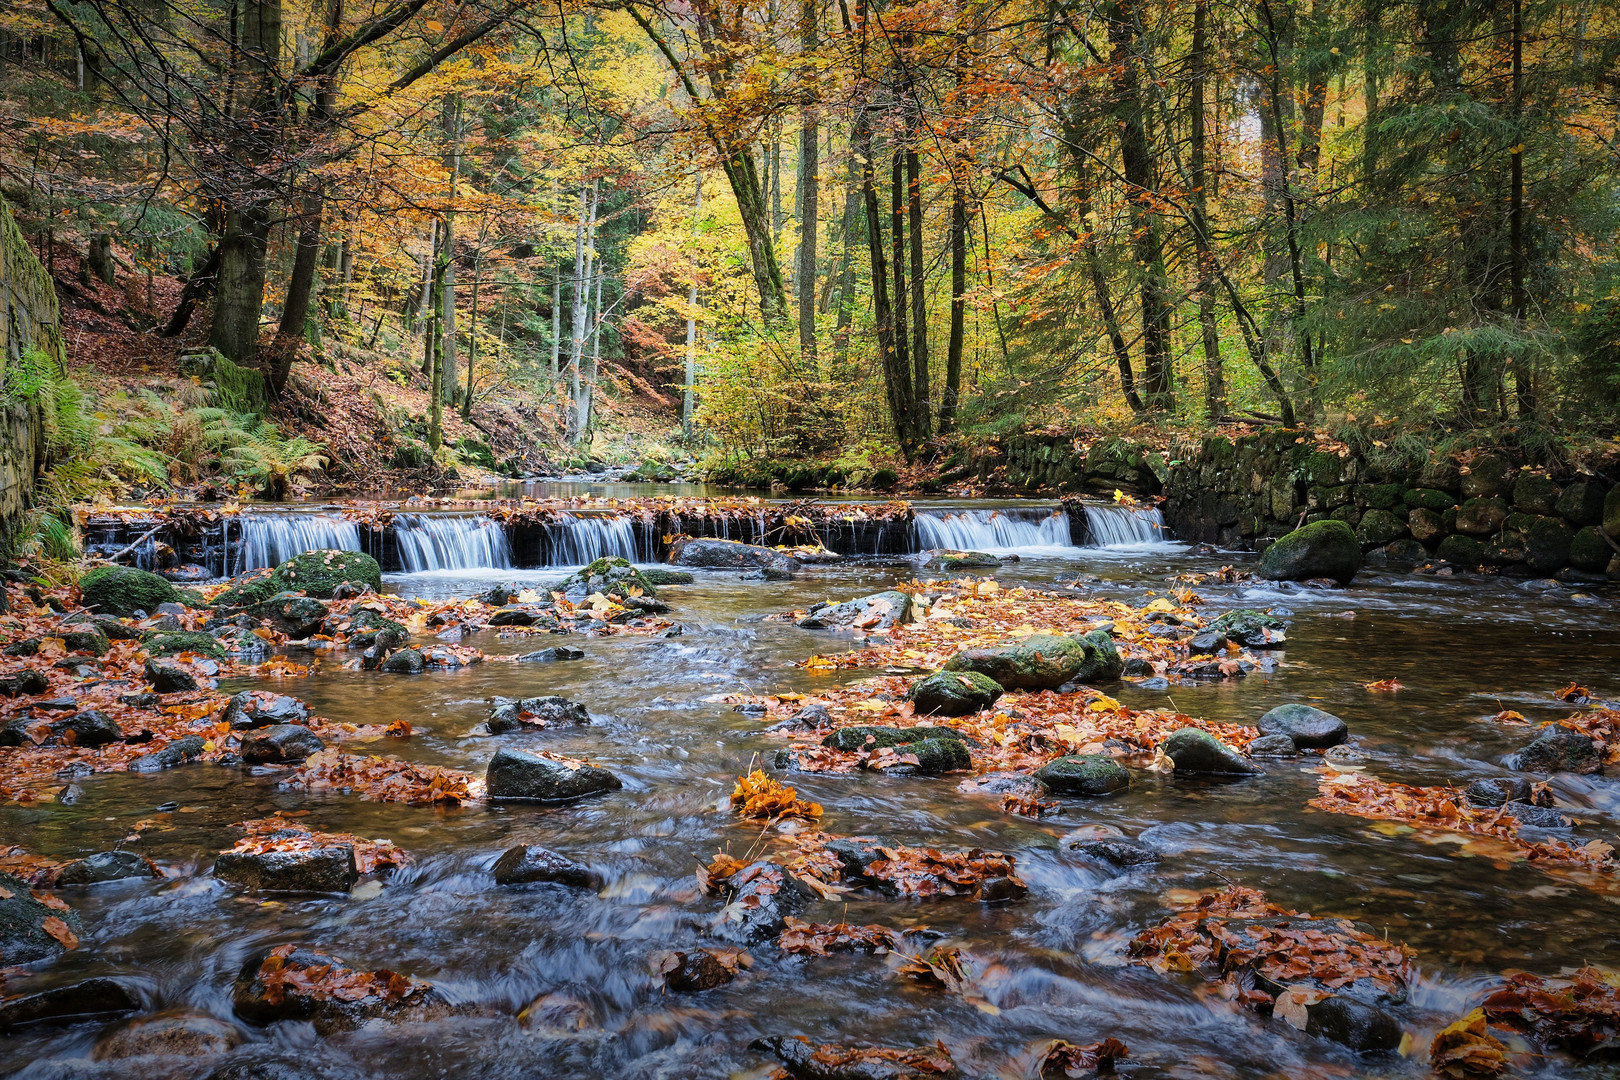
[
  {"left": 1163, "top": 431, "right": 1620, "bottom": 581},
  {"left": 0, "top": 196, "right": 65, "bottom": 538},
  {"left": 994, "top": 434, "right": 1168, "bottom": 494}
]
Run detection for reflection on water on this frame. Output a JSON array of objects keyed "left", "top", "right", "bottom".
[{"left": 4, "top": 542, "right": 1619, "bottom": 1079}]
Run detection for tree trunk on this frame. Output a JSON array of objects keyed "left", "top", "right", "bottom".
[
  {"left": 441, "top": 97, "right": 461, "bottom": 409},
  {"left": 1106, "top": 2, "right": 1173, "bottom": 410},
  {"left": 427, "top": 239, "right": 445, "bottom": 452},
  {"left": 1508, "top": 0, "right": 1532, "bottom": 417},
  {"left": 161, "top": 247, "right": 221, "bottom": 337},
  {"left": 940, "top": 178, "right": 966, "bottom": 434},
  {"left": 210, "top": 205, "right": 273, "bottom": 367},
  {"left": 831, "top": 154, "right": 860, "bottom": 361},
  {"left": 857, "top": 109, "right": 914, "bottom": 457},
  {"left": 87, "top": 232, "right": 114, "bottom": 285},
  {"left": 796, "top": 0, "right": 818, "bottom": 367},
  {"left": 890, "top": 148, "right": 911, "bottom": 398},
  {"left": 1191, "top": 0, "right": 1225, "bottom": 421},
  {"left": 684, "top": 177, "right": 702, "bottom": 431},
  {"left": 461, "top": 250, "right": 480, "bottom": 420},
  {"left": 277, "top": 186, "right": 324, "bottom": 340},
  {"left": 906, "top": 145, "right": 929, "bottom": 442}
]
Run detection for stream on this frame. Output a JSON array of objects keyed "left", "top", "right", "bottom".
[{"left": 4, "top": 500, "right": 1619, "bottom": 1079}]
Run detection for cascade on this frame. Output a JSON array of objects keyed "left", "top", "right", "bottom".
[
  {"left": 542, "top": 513, "right": 650, "bottom": 566},
  {"left": 913, "top": 507, "right": 1073, "bottom": 551},
  {"left": 393, "top": 513, "right": 513, "bottom": 572},
  {"left": 1080, "top": 503, "right": 1167, "bottom": 546},
  {"left": 237, "top": 513, "right": 362, "bottom": 573}
]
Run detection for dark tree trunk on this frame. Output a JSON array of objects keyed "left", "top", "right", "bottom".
[
  {"left": 906, "top": 145, "right": 929, "bottom": 442},
  {"left": 1191, "top": 0, "right": 1225, "bottom": 421},
  {"left": 940, "top": 178, "right": 966, "bottom": 434},
  {"left": 857, "top": 111, "right": 915, "bottom": 457},
  {"left": 277, "top": 186, "right": 324, "bottom": 340},
  {"left": 161, "top": 247, "right": 221, "bottom": 337}
]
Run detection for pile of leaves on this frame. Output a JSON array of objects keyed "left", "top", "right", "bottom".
[
  {"left": 1035, "top": 1037, "right": 1130, "bottom": 1077},
  {"left": 1128, "top": 886, "right": 1413, "bottom": 1008},
  {"left": 1307, "top": 770, "right": 1617, "bottom": 876},
  {"left": 1477, "top": 967, "right": 1620, "bottom": 1057},
  {"left": 754, "top": 1035, "right": 957, "bottom": 1079},
  {"left": 0, "top": 845, "right": 71, "bottom": 886},
  {"left": 1430, "top": 1009, "right": 1510, "bottom": 1077},
  {"left": 784, "top": 581, "right": 1270, "bottom": 684},
  {"left": 228, "top": 816, "right": 410, "bottom": 875},
  {"left": 281, "top": 750, "right": 479, "bottom": 805},
  {"left": 731, "top": 770, "right": 823, "bottom": 822},
  {"left": 252, "top": 944, "right": 430, "bottom": 1008},
  {"left": 777, "top": 916, "right": 911, "bottom": 956},
  {"left": 777, "top": 832, "right": 1027, "bottom": 902}
]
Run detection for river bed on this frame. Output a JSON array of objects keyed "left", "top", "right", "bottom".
[{"left": 3, "top": 535, "right": 1618, "bottom": 1079}]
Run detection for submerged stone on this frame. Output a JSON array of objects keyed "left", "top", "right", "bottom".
[
  {"left": 492, "top": 846, "right": 600, "bottom": 888},
  {"left": 214, "top": 847, "right": 358, "bottom": 892},
  {"left": 1256, "top": 703, "right": 1348, "bottom": 749}
]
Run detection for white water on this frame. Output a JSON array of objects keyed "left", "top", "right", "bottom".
[
  {"left": 542, "top": 513, "right": 651, "bottom": 566},
  {"left": 914, "top": 508, "right": 1073, "bottom": 552},
  {"left": 394, "top": 513, "right": 513, "bottom": 572},
  {"left": 1080, "top": 503, "right": 1168, "bottom": 547},
  {"left": 237, "top": 513, "right": 362, "bottom": 573}
]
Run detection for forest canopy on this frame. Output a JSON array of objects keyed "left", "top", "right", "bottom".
[{"left": 4, "top": 0, "right": 1618, "bottom": 476}]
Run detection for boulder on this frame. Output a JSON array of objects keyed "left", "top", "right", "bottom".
[
  {"left": 379, "top": 648, "right": 426, "bottom": 674},
  {"left": 820, "top": 726, "right": 973, "bottom": 752},
  {"left": 1256, "top": 703, "right": 1348, "bottom": 749},
  {"left": 214, "top": 847, "right": 358, "bottom": 892},
  {"left": 905, "top": 671, "right": 1003, "bottom": 716},
  {"left": 492, "top": 846, "right": 600, "bottom": 888},
  {"left": 247, "top": 592, "right": 330, "bottom": 639},
  {"left": 796, "top": 590, "right": 912, "bottom": 630},
  {"left": 1035, "top": 755, "right": 1130, "bottom": 796},
  {"left": 657, "top": 949, "right": 743, "bottom": 992},
  {"left": 1554, "top": 481, "right": 1606, "bottom": 525},
  {"left": 1257, "top": 521, "right": 1361, "bottom": 586},
  {"left": 486, "top": 747, "right": 622, "bottom": 802},
  {"left": 1402, "top": 488, "right": 1456, "bottom": 512},
  {"left": 79, "top": 566, "right": 178, "bottom": 617},
  {"left": 1603, "top": 484, "right": 1620, "bottom": 539},
  {"left": 59, "top": 628, "right": 111, "bottom": 656},
  {"left": 1454, "top": 497, "right": 1510, "bottom": 536},
  {"left": 270, "top": 550, "right": 383, "bottom": 598},
  {"left": 488, "top": 606, "right": 540, "bottom": 626},
  {"left": 1435, "top": 534, "right": 1487, "bottom": 566},
  {"left": 1464, "top": 776, "right": 1534, "bottom": 808},
  {"left": 1460, "top": 454, "right": 1513, "bottom": 499},
  {"left": 1407, "top": 508, "right": 1447, "bottom": 545},
  {"left": 944, "top": 631, "right": 1116, "bottom": 690},
  {"left": 712, "top": 861, "right": 815, "bottom": 943},
  {"left": 1524, "top": 517, "right": 1573, "bottom": 574},
  {"left": 232, "top": 946, "right": 445, "bottom": 1033},
  {"left": 240, "top": 724, "right": 325, "bottom": 764},
  {"left": 515, "top": 646, "right": 585, "bottom": 663},
  {"left": 221, "top": 691, "right": 310, "bottom": 730},
  {"left": 1355, "top": 509, "right": 1407, "bottom": 547},
  {"left": 58, "top": 851, "right": 158, "bottom": 885},
  {"left": 1512, "top": 473, "right": 1561, "bottom": 515},
  {"left": 1569, "top": 527, "right": 1612, "bottom": 573},
  {"left": 639, "top": 568, "right": 695, "bottom": 585},
  {"left": 875, "top": 738, "right": 972, "bottom": 775},
  {"left": 487, "top": 696, "right": 590, "bottom": 732},
  {"left": 1161, "top": 728, "right": 1262, "bottom": 774},
  {"left": 558, "top": 557, "right": 661, "bottom": 602},
  {"left": 211, "top": 572, "right": 282, "bottom": 611},
  {"left": 0, "top": 871, "right": 84, "bottom": 963},
  {"left": 0, "top": 977, "right": 140, "bottom": 1029},
  {"left": 1304, "top": 995, "right": 1404, "bottom": 1053},
  {"left": 1206, "top": 609, "right": 1287, "bottom": 648},
  {"left": 57, "top": 709, "right": 123, "bottom": 746},
  {"left": 1511, "top": 726, "right": 1602, "bottom": 775},
  {"left": 144, "top": 657, "right": 199, "bottom": 692},
  {"left": 667, "top": 538, "right": 799, "bottom": 578},
  {"left": 1247, "top": 733, "right": 1299, "bottom": 757},
  {"left": 129, "top": 735, "right": 206, "bottom": 771},
  {"left": 92, "top": 1013, "right": 242, "bottom": 1060},
  {"left": 920, "top": 549, "right": 1000, "bottom": 570},
  {"left": 0, "top": 669, "right": 49, "bottom": 697}
]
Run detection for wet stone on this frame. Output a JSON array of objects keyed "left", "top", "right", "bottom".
[
  {"left": 1304, "top": 995, "right": 1404, "bottom": 1054},
  {"left": 1035, "top": 754, "right": 1130, "bottom": 796},
  {"left": 0, "top": 871, "right": 84, "bottom": 963},
  {"left": 492, "top": 845, "right": 601, "bottom": 888},
  {"left": 129, "top": 735, "right": 206, "bottom": 772},
  {"left": 240, "top": 724, "right": 325, "bottom": 764},
  {"left": 515, "top": 646, "right": 585, "bottom": 662},
  {"left": 379, "top": 647, "right": 426, "bottom": 674},
  {"left": 1161, "top": 728, "right": 1263, "bottom": 775},
  {"left": 1465, "top": 776, "right": 1534, "bottom": 807},
  {"left": 232, "top": 946, "right": 445, "bottom": 1033},
  {"left": 1257, "top": 703, "right": 1349, "bottom": 749},
  {"left": 821, "top": 726, "right": 973, "bottom": 752},
  {"left": 712, "top": 861, "right": 815, "bottom": 943},
  {"left": 145, "top": 657, "right": 199, "bottom": 692},
  {"left": 657, "top": 948, "right": 744, "bottom": 992},
  {"left": 221, "top": 691, "right": 310, "bottom": 729},
  {"left": 214, "top": 846, "right": 359, "bottom": 892},
  {"left": 1247, "top": 733, "right": 1299, "bottom": 757},
  {"left": 0, "top": 977, "right": 141, "bottom": 1029},
  {"left": 768, "top": 703, "right": 833, "bottom": 732},
  {"left": 905, "top": 670, "right": 1003, "bottom": 717},
  {"left": 486, "top": 747, "right": 622, "bottom": 802},
  {"left": 1511, "top": 726, "right": 1602, "bottom": 775},
  {"left": 58, "top": 851, "right": 158, "bottom": 885},
  {"left": 1496, "top": 802, "right": 1575, "bottom": 829},
  {"left": 92, "top": 1013, "right": 243, "bottom": 1060}
]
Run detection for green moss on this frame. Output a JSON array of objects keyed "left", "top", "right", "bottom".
[
  {"left": 271, "top": 550, "right": 382, "bottom": 598},
  {"left": 142, "top": 631, "right": 225, "bottom": 659},
  {"left": 212, "top": 572, "right": 281, "bottom": 610},
  {"left": 79, "top": 566, "right": 178, "bottom": 617}
]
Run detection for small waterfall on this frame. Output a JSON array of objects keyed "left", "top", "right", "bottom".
[
  {"left": 394, "top": 513, "right": 513, "bottom": 572},
  {"left": 1080, "top": 503, "right": 1167, "bottom": 546},
  {"left": 914, "top": 507, "right": 1072, "bottom": 551},
  {"left": 543, "top": 513, "right": 650, "bottom": 566},
  {"left": 237, "top": 513, "right": 362, "bottom": 573}
]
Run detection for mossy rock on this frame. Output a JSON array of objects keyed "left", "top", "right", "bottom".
[
  {"left": 141, "top": 631, "right": 226, "bottom": 660},
  {"left": 1355, "top": 508, "right": 1407, "bottom": 547},
  {"left": 60, "top": 628, "right": 111, "bottom": 656},
  {"left": 1257, "top": 520, "right": 1361, "bottom": 586},
  {"left": 392, "top": 440, "right": 433, "bottom": 469},
  {"left": 905, "top": 671, "right": 1004, "bottom": 717},
  {"left": 1035, "top": 754, "right": 1130, "bottom": 796},
  {"left": 821, "top": 726, "right": 972, "bottom": 752},
  {"left": 1569, "top": 527, "right": 1612, "bottom": 573},
  {"left": 1402, "top": 488, "right": 1456, "bottom": 512},
  {"left": 638, "top": 568, "right": 694, "bottom": 586},
  {"left": 0, "top": 871, "right": 83, "bottom": 964},
  {"left": 1524, "top": 517, "right": 1573, "bottom": 574},
  {"left": 271, "top": 550, "right": 382, "bottom": 599},
  {"left": 454, "top": 437, "right": 496, "bottom": 470},
  {"left": 944, "top": 632, "right": 1107, "bottom": 690},
  {"left": 211, "top": 571, "right": 281, "bottom": 611},
  {"left": 1512, "top": 473, "right": 1560, "bottom": 515},
  {"left": 79, "top": 566, "right": 178, "bottom": 617},
  {"left": 1436, "top": 534, "right": 1487, "bottom": 566},
  {"left": 558, "top": 557, "right": 658, "bottom": 600},
  {"left": 1357, "top": 484, "right": 1404, "bottom": 511}
]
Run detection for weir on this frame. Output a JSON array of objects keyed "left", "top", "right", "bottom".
[{"left": 83, "top": 497, "right": 1171, "bottom": 578}]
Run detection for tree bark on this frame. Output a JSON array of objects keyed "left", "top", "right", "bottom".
[
  {"left": 684, "top": 177, "right": 703, "bottom": 431},
  {"left": 890, "top": 148, "right": 911, "bottom": 399},
  {"left": 161, "top": 247, "right": 221, "bottom": 337},
  {"left": 857, "top": 109, "right": 914, "bottom": 456},
  {"left": 796, "top": 0, "right": 819, "bottom": 367},
  {"left": 906, "top": 144, "right": 929, "bottom": 442},
  {"left": 440, "top": 96, "right": 461, "bottom": 408},
  {"left": 277, "top": 186, "right": 324, "bottom": 340},
  {"left": 1191, "top": 0, "right": 1225, "bottom": 421},
  {"left": 940, "top": 178, "right": 966, "bottom": 434}
]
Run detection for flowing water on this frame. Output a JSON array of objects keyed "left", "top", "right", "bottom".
[{"left": 4, "top": 527, "right": 1619, "bottom": 1079}]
